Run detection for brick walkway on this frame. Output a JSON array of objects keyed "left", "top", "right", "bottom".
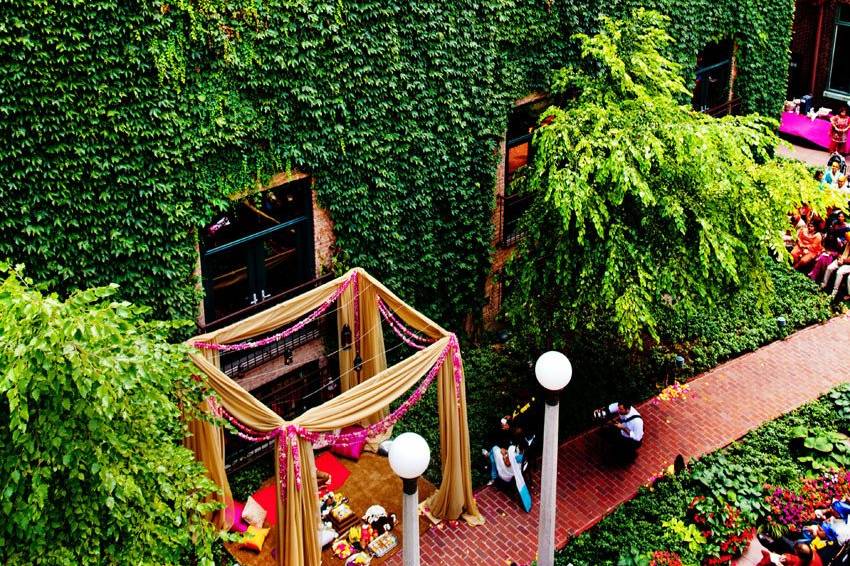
[{"left": 384, "top": 314, "right": 850, "bottom": 566}]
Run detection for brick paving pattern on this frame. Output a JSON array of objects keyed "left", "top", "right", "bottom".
[{"left": 383, "top": 314, "right": 850, "bottom": 566}]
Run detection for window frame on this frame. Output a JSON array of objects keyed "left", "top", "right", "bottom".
[
  {"left": 199, "top": 179, "right": 316, "bottom": 325},
  {"left": 826, "top": 8, "right": 850, "bottom": 99}
]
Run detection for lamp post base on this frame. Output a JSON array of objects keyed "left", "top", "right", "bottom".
[
  {"left": 537, "top": 398, "right": 560, "bottom": 566},
  {"left": 402, "top": 482, "right": 420, "bottom": 566}
]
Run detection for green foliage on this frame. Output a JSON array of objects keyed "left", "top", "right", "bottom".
[
  {"left": 1, "top": 0, "right": 798, "bottom": 328},
  {"left": 617, "top": 548, "right": 651, "bottom": 566},
  {"left": 791, "top": 427, "right": 850, "bottom": 474},
  {"left": 657, "top": 259, "right": 835, "bottom": 374},
  {"left": 0, "top": 266, "right": 220, "bottom": 565},
  {"left": 661, "top": 518, "right": 707, "bottom": 552},
  {"left": 393, "top": 342, "right": 529, "bottom": 486},
  {"left": 691, "top": 456, "right": 766, "bottom": 521},
  {"left": 557, "top": 387, "right": 850, "bottom": 566},
  {"left": 507, "top": 10, "right": 833, "bottom": 348},
  {"left": 828, "top": 385, "right": 850, "bottom": 427}
]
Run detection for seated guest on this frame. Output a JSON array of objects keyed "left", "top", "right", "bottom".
[
  {"left": 815, "top": 170, "right": 828, "bottom": 190},
  {"left": 483, "top": 442, "right": 532, "bottom": 512},
  {"left": 839, "top": 176, "right": 849, "bottom": 192},
  {"left": 757, "top": 541, "right": 823, "bottom": 566},
  {"left": 825, "top": 161, "right": 842, "bottom": 187},
  {"left": 809, "top": 215, "right": 847, "bottom": 282},
  {"left": 791, "top": 222, "right": 823, "bottom": 271},
  {"left": 821, "top": 238, "right": 850, "bottom": 299}
]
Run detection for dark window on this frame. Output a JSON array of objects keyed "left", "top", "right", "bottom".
[
  {"left": 828, "top": 7, "right": 850, "bottom": 94},
  {"left": 693, "top": 40, "right": 733, "bottom": 113},
  {"left": 501, "top": 97, "right": 554, "bottom": 245},
  {"left": 200, "top": 178, "right": 315, "bottom": 324},
  {"left": 505, "top": 97, "right": 554, "bottom": 188}
]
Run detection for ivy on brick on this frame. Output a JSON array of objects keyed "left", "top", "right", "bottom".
[{"left": 0, "top": 0, "right": 795, "bottom": 326}]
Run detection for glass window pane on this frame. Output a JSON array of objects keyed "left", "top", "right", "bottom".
[
  {"left": 506, "top": 141, "right": 530, "bottom": 186},
  {"left": 261, "top": 226, "right": 309, "bottom": 298},
  {"left": 201, "top": 178, "right": 312, "bottom": 251},
  {"left": 203, "top": 244, "right": 256, "bottom": 320},
  {"left": 830, "top": 25, "right": 850, "bottom": 93}
]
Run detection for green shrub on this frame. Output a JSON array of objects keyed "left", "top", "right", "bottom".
[{"left": 557, "top": 387, "right": 848, "bottom": 566}]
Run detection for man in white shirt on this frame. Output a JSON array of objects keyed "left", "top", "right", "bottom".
[{"left": 597, "top": 400, "right": 644, "bottom": 464}]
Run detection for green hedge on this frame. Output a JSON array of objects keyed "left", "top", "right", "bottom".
[
  {"left": 557, "top": 385, "right": 850, "bottom": 565},
  {"left": 537, "top": 260, "right": 836, "bottom": 438},
  {"left": 1, "top": 0, "right": 796, "bottom": 326}
]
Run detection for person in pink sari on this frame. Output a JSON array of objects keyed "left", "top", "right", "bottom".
[{"left": 830, "top": 107, "right": 850, "bottom": 154}]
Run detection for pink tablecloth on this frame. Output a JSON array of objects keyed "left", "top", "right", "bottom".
[{"left": 779, "top": 111, "right": 833, "bottom": 149}]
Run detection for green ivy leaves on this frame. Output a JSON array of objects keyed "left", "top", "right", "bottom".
[
  {"left": 0, "top": 268, "right": 219, "bottom": 565},
  {"left": 507, "top": 11, "right": 830, "bottom": 348}
]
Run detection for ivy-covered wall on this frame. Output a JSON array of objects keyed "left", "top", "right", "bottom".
[{"left": 0, "top": 0, "right": 795, "bottom": 325}]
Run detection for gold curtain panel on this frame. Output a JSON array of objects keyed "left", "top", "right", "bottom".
[{"left": 184, "top": 267, "right": 483, "bottom": 566}]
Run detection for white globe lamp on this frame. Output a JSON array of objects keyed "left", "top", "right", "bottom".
[
  {"left": 388, "top": 432, "right": 431, "bottom": 479},
  {"left": 388, "top": 432, "right": 430, "bottom": 566},
  {"left": 535, "top": 350, "right": 572, "bottom": 391}
]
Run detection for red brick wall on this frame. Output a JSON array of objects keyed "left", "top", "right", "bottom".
[
  {"left": 791, "top": 0, "right": 850, "bottom": 108},
  {"left": 311, "top": 186, "right": 336, "bottom": 276},
  {"left": 482, "top": 92, "right": 546, "bottom": 328}
]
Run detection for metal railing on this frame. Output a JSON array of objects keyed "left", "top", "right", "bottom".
[
  {"left": 497, "top": 193, "right": 532, "bottom": 247},
  {"left": 224, "top": 359, "right": 337, "bottom": 473},
  {"left": 218, "top": 317, "right": 326, "bottom": 378},
  {"left": 705, "top": 97, "right": 742, "bottom": 118},
  {"left": 198, "top": 272, "right": 334, "bottom": 332}
]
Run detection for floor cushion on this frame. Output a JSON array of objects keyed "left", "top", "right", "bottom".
[
  {"left": 224, "top": 500, "right": 249, "bottom": 533},
  {"left": 331, "top": 425, "right": 367, "bottom": 460},
  {"left": 315, "top": 451, "right": 351, "bottom": 496},
  {"left": 241, "top": 495, "right": 267, "bottom": 528},
  {"left": 239, "top": 525, "right": 270, "bottom": 552}
]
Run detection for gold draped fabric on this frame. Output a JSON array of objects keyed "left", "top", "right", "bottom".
[{"left": 184, "top": 268, "right": 483, "bottom": 566}]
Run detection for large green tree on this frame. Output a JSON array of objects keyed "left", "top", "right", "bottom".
[
  {"left": 0, "top": 266, "right": 219, "bottom": 565},
  {"left": 506, "top": 10, "right": 832, "bottom": 348}
]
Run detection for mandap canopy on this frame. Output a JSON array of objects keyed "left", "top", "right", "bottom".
[{"left": 185, "top": 267, "right": 483, "bottom": 565}]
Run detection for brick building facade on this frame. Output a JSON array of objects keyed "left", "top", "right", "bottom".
[{"left": 790, "top": 0, "right": 850, "bottom": 107}]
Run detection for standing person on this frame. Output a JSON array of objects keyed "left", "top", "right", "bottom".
[
  {"left": 831, "top": 106, "right": 850, "bottom": 155},
  {"left": 596, "top": 400, "right": 644, "bottom": 463}
]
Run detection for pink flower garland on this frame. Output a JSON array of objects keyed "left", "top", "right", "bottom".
[
  {"left": 208, "top": 334, "right": 465, "bottom": 494},
  {"left": 377, "top": 296, "right": 434, "bottom": 350},
  {"left": 192, "top": 272, "right": 357, "bottom": 352},
  {"left": 353, "top": 271, "right": 361, "bottom": 359}
]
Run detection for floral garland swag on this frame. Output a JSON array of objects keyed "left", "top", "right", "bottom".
[{"left": 194, "top": 271, "right": 464, "bottom": 497}]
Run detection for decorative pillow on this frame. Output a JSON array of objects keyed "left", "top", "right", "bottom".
[
  {"left": 241, "top": 496, "right": 267, "bottom": 528},
  {"left": 239, "top": 525, "right": 270, "bottom": 552},
  {"left": 331, "top": 425, "right": 367, "bottom": 460},
  {"left": 318, "top": 526, "right": 338, "bottom": 547},
  {"left": 224, "top": 500, "right": 249, "bottom": 533}
]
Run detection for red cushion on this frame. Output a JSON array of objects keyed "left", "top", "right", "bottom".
[
  {"left": 224, "top": 500, "right": 249, "bottom": 533},
  {"left": 251, "top": 484, "right": 278, "bottom": 526},
  {"left": 315, "top": 451, "right": 351, "bottom": 496},
  {"left": 331, "top": 425, "right": 367, "bottom": 460}
]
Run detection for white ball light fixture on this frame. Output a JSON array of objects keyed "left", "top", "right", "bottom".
[
  {"left": 535, "top": 351, "right": 572, "bottom": 391},
  {"left": 388, "top": 432, "right": 431, "bottom": 479}
]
